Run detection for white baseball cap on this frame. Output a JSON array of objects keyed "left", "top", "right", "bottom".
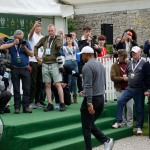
[
  {"left": 131, "top": 46, "right": 141, "bottom": 53},
  {"left": 77, "top": 46, "right": 94, "bottom": 55}
]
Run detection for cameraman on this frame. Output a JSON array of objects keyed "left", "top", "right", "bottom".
[
  {"left": 0, "top": 30, "right": 33, "bottom": 114},
  {"left": 0, "top": 75, "right": 12, "bottom": 114}
]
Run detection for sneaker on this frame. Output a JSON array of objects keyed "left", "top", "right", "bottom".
[
  {"left": 55, "top": 103, "right": 60, "bottom": 109},
  {"left": 36, "top": 102, "right": 45, "bottom": 108},
  {"left": 112, "top": 122, "right": 125, "bottom": 129},
  {"left": 59, "top": 103, "right": 66, "bottom": 111},
  {"left": 29, "top": 103, "right": 37, "bottom": 109},
  {"left": 137, "top": 128, "right": 142, "bottom": 135},
  {"left": 44, "top": 103, "right": 54, "bottom": 112},
  {"left": 104, "top": 138, "right": 114, "bottom": 150}
]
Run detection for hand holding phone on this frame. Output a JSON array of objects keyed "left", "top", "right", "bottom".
[{"left": 37, "top": 17, "right": 41, "bottom": 23}]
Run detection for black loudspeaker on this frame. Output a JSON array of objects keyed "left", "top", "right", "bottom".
[{"left": 101, "top": 24, "right": 113, "bottom": 44}]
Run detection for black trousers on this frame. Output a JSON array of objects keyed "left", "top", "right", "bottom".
[
  {"left": 80, "top": 95, "right": 108, "bottom": 150},
  {"left": 29, "top": 62, "right": 42, "bottom": 104},
  {"left": 11, "top": 67, "right": 30, "bottom": 109},
  {"left": 77, "top": 62, "right": 83, "bottom": 93},
  {"left": 0, "top": 91, "right": 12, "bottom": 110}
]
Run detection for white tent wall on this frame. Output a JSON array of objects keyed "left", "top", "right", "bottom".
[
  {"left": 0, "top": 0, "right": 73, "bottom": 36},
  {"left": 0, "top": 0, "right": 74, "bottom": 17},
  {"left": 40, "top": 17, "right": 54, "bottom": 36}
]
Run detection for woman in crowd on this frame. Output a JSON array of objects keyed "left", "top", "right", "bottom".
[{"left": 62, "top": 34, "right": 78, "bottom": 103}]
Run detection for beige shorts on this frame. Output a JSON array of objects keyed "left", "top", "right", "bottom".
[{"left": 42, "top": 63, "right": 62, "bottom": 83}]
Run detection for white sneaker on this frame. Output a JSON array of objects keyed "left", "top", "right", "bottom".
[
  {"left": 137, "top": 128, "right": 142, "bottom": 135},
  {"left": 112, "top": 122, "right": 125, "bottom": 129},
  {"left": 36, "top": 102, "right": 45, "bottom": 108},
  {"left": 29, "top": 103, "right": 37, "bottom": 109},
  {"left": 55, "top": 103, "right": 60, "bottom": 109},
  {"left": 104, "top": 138, "right": 114, "bottom": 150}
]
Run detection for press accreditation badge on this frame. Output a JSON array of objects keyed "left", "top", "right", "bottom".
[
  {"left": 45, "top": 48, "right": 51, "bottom": 55},
  {"left": 130, "top": 73, "right": 135, "bottom": 79},
  {"left": 0, "top": 117, "right": 4, "bottom": 141},
  {"left": 17, "top": 56, "right": 21, "bottom": 64}
]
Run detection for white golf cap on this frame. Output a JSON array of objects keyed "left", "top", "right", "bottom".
[
  {"left": 131, "top": 46, "right": 141, "bottom": 53},
  {"left": 77, "top": 46, "right": 94, "bottom": 55}
]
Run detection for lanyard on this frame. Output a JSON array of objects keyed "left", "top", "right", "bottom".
[
  {"left": 48, "top": 36, "right": 55, "bottom": 48},
  {"left": 120, "top": 67, "right": 126, "bottom": 73},
  {"left": 132, "top": 58, "right": 142, "bottom": 72},
  {"left": 15, "top": 45, "right": 21, "bottom": 57},
  {"left": 66, "top": 46, "right": 75, "bottom": 56}
]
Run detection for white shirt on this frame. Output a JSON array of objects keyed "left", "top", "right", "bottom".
[{"left": 28, "top": 32, "right": 43, "bottom": 62}]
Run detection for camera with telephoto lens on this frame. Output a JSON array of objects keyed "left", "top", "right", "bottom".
[
  {"left": 18, "top": 39, "right": 26, "bottom": 45},
  {"left": 56, "top": 53, "right": 64, "bottom": 72}
]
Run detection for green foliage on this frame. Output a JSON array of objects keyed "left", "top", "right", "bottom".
[
  {"left": 106, "top": 44, "right": 113, "bottom": 54},
  {"left": 68, "top": 18, "right": 76, "bottom": 33}
]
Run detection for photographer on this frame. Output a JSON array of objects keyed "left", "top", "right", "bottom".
[
  {"left": 115, "top": 29, "right": 138, "bottom": 59},
  {"left": 78, "top": 26, "right": 101, "bottom": 58},
  {"left": 0, "top": 30, "right": 33, "bottom": 114},
  {"left": 0, "top": 75, "right": 12, "bottom": 114},
  {"left": 28, "top": 20, "right": 45, "bottom": 109},
  {"left": 34, "top": 24, "right": 66, "bottom": 112}
]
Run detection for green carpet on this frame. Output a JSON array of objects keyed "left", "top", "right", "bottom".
[{"left": 0, "top": 97, "right": 148, "bottom": 150}]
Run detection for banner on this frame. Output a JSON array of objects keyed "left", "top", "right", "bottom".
[{"left": 0, "top": 13, "right": 36, "bottom": 39}]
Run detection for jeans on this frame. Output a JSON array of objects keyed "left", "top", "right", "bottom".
[
  {"left": 80, "top": 96, "right": 108, "bottom": 150},
  {"left": 65, "top": 60, "right": 78, "bottom": 94},
  {"left": 115, "top": 90, "right": 133, "bottom": 127},
  {"left": 11, "top": 67, "right": 30, "bottom": 109},
  {"left": 116, "top": 87, "right": 145, "bottom": 128}
]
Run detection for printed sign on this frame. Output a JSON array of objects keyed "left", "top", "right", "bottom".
[{"left": 0, "top": 13, "right": 36, "bottom": 39}]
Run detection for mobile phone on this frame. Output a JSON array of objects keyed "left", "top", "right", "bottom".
[{"left": 37, "top": 17, "right": 41, "bottom": 22}]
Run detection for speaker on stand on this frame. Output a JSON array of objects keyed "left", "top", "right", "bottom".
[{"left": 101, "top": 24, "right": 113, "bottom": 45}]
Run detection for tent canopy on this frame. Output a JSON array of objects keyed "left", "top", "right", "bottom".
[{"left": 0, "top": 0, "right": 74, "bottom": 17}]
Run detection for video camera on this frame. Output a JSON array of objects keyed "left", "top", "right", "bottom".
[{"left": 18, "top": 39, "right": 26, "bottom": 45}]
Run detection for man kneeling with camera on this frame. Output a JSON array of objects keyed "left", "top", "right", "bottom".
[{"left": 0, "top": 75, "right": 12, "bottom": 114}]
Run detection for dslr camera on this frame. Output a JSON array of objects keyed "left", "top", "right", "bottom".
[
  {"left": 56, "top": 53, "right": 64, "bottom": 71},
  {"left": 18, "top": 39, "right": 26, "bottom": 45}
]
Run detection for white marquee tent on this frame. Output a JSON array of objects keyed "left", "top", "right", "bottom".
[{"left": 0, "top": 0, "right": 74, "bottom": 17}]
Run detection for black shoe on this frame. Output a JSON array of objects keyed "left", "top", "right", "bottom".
[
  {"left": 0, "top": 109, "right": 4, "bottom": 114},
  {"left": 59, "top": 103, "right": 66, "bottom": 111},
  {"left": 3, "top": 107, "right": 10, "bottom": 113},
  {"left": 44, "top": 103, "right": 54, "bottom": 112},
  {"left": 23, "top": 108, "right": 32, "bottom": 113},
  {"left": 14, "top": 108, "right": 20, "bottom": 114},
  {"left": 40, "top": 101, "right": 46, "bottom": 106}
]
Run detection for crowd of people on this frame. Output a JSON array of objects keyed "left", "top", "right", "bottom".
[{"left": 0, "top": 21, "right": 150, "bottom": 150}]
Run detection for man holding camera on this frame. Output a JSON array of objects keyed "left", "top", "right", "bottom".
[
  {"left": 0, "top": 30, "right": 33, "bottom": 114},
  {"left": 34, "top": 24, "right": 66, "bottom": 111},
  {"left": 28, "top": 20, "right": 45, "bottom": 109}
]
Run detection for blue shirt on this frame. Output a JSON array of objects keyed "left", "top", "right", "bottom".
[{"left": 6, "top": 40, "right": 32, "bottom": 67}]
